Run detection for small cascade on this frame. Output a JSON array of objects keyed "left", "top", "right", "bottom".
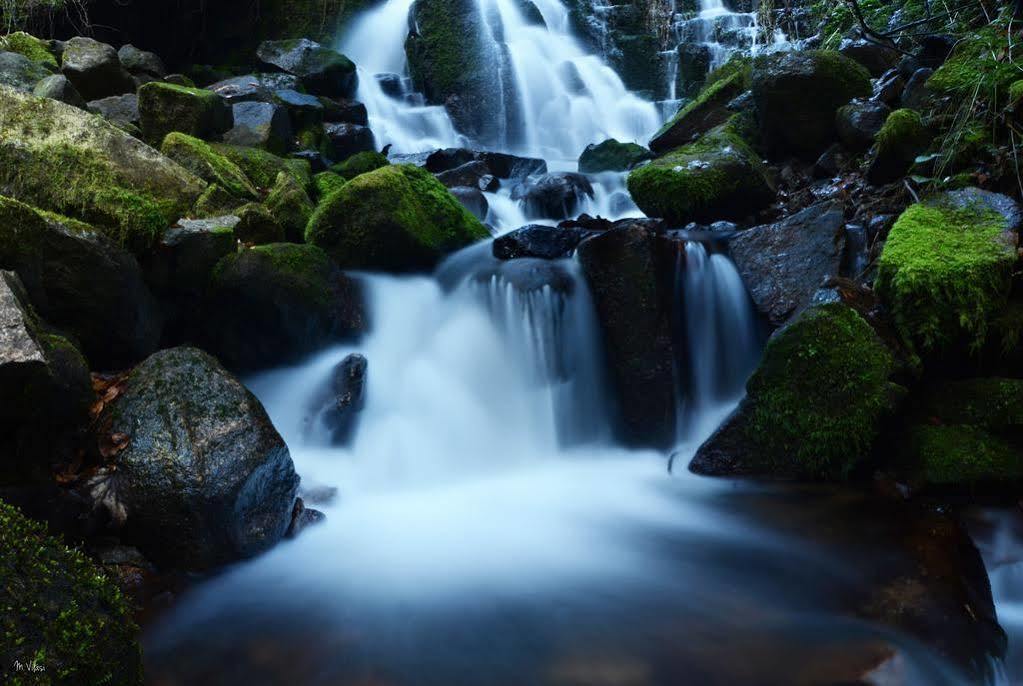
[{"left": 672, "top": 241, "right": 760, "bottom": 441}]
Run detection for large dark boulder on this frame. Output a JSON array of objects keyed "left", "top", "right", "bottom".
[
  {"left": 224, "top": 101, "right": 292, "bottom": 154},
  {"left": 513, "top": 172, "right": 594, "bottom": 220},
  {"left": 691, "top": 303, "right": 903, "bottom": 479},
  {"left": 493, "top": 224, "right": 590, "bottom": 260},
  {"left": 206, "top": 73, "right": 301, "bottom": 105},
  {"left": 728, "top": 202, "right": 846, "bottom": 327},
  {"left": 206, "top": 244, "right": 366, "bottom": 369},
  {"left": 256, "top": 39, "right": 357, "bottom": 98},
  {"left": 0, "top": 197, "right": 162, "bottom": 369},
  {"left": 577, "top": 224, "right": 675, "bottom": 448},
  {"left": 835, "top": 99, "right": 891, "bottom": 152},
  {"left": 752, "top": 50, "right": 872, "bottom": 160},
  {"left": 578, "top": 138, "right": 653, "bottom": 173},
  {"left": 0, "top": 500, "right": 143, "bottom": 685},
  {"left": 310, "top": 353, "right": 368, "bottom": 445},
  {"left": 138, "top": 81, "right": 233, "bottom": 145},
  {"left": 323, "top": 121, "right": 375, "bottom": 162},
  {"left": 867, "top": 108, "right": 931, "bottom": 185},
  {"left": 91, "top": 347, "right": 299, "bottom": 570},
  {"left": 88, "top": 93, "right": 141, "bottom": 132},
  {"left": 60, "top": 37, "right": 134, "bottom": 101},
  {"left": 117, "top": 44, "right": 166, "bottom": 79},
  {"left": 650, "top": 70, "right": 748, "bottom": 153}
]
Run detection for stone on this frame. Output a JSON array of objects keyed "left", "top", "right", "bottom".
[
  {"left": 224, "top": 101, "right": 292, "bottom": 154},
  {"left": 32, "top": 73, "right": 86, "bottom": 108},
  {"left": 449, "top": 186, "right": 489, "bottom": 221},
  {"left": 493, "top": 224, "right": 591, "bottom": 260},
  {"left": 512, "top": 172, "right": 594, "bottom": 220},
  {"left": 206, "top": 73, "right": 301, "bottom": 105},
  {"left": 60, "top": 37, "right": 134, "bottom": 101},
  {"left": 323, "top": 122, "right": 375, "bottom": 162},
  {"left": 651, "top": 70, "right": 748, "bottom": 153},
  {"left": 578, "top": 138, "right": 653, "bottom": 173},
  {"left": 138, "top": 81, "right": 233, "bottom": 145},
  {"left": 117, "top": 44, "right": 166, "bottom": 78},
  {"left": 0, "top": 50, "right": 51, "bottom": 93},
  {"left": 835, "top": 98, "right": 891, "bottom": 152},
  {"left": 88, "top": 93, "right": 140, "bottom": 131},
  {"left": 256, "top": 38, "right": 357, "bottom": 98}
]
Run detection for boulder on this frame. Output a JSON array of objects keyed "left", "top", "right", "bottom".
[
  {"left": 577, "top": 224, "right": 675, "bottom": 448},
  {"left": 206, "top": 244, "right": 366, "bottom": 369},
  {"left": 578, "top": 138, "right": 653, "bottom": 173},
  {"left": 0, "top": 197, "right": 162, "bottom": 369},
  {"left": 332, "top": 150, "right": 390, "bottom": 180},
  {"left": 32, "top": 73, "right": 86, "bottom": 108},
  {"left": 875, "top": 189, "right": 1020, "bottom": 358},
  {"left": 224, "top": 101, "right": 292, "bottom": 154},
  {"left": 729, "top": 203, "right": 846, "bottom": 326},
  {"left": 873, "top": 68, "right": 905, "bottom": 107},
  {"left": 88, "top": 93, "right": 140, "bottom": 131},
  {"left": 211, "top": 143, "right": 312, "bottom": 190},
  {"left": 138, "top": 81, "right": 233, "bottom": 145},
  {"left": 256, "top": 39, "right": 357, "bottom": 98},
  {"left": 322, "top": 98, "right": 368, "bottom": 125},
  {"left": 493, "top": 224, "right": 590, "bottom": 260},
  {"left": 513, "top": 172, "right": 594, "bottom": 220},
  {"left": 835, "top": 99, "right": 891, "bottom": 152},
  {"left": 323, "top": 122, "right": 375, "bottom": 162},
  {"left": 233, "top": 203, "right": 285, "bottom": 245},
  {"left": 0, "top": 86, "right": 207, "bottom": 253},
  {"left": 838, "top": 38, "right": 899, "bottom": 77},
  {"left": 0, "top": 500, "right": 142, "bottom": 684},
  {"left": 0, "top": 50, "right": 52, "bottom": 92},
  {"left": 306, "top": 164, "right": 491, "bottom": 272},
  {"left": 650, "top": 70, "right": 748, "bottom": 153},
  {"left": 313, "top": 171, "right": 347, "bottom": 199},
  {"left": 628, "top": 124, "right": 774, "bottom": 226},
  {"left": 319, "top": 353, "right": 367, "bottom": 445},
  {"left": 265, "top": 171, "right": 315, "bottom": 242},
  {"left": 867, "top": 108, "right": 931, "bottom": 185},
  {"left": 60, "top": 37, "right": 134, "bottom": 101},
  {"left": 434, "top": 160, "right": 496, "bottom": 189},
  {"left": 206, "top": 72, "right": 301, "bottom": 105},
  {"left": 449, "top": 186, "right": 489, "bottom": 221},
  {"left": 675, "top": 43, "right": 712, "bottom": 97},
  {"left": 0, "top": 271, "right": 92, "bottom": 484},
  {"left": 900, "top": 67, "right": 935, "bottom": 110},
  {"left": 476, "top": 150, "right": 547, "bottom": 178},
  {"left": 117, "top": 44, "right": 166, "bottom": 79},
  {"left": 274, "top": 88, "right": 325, "bottom": 129},
  {"left": 691, "top": 303, "right": 902, "bottom": 479},
  {"left": 0, "top": 31, "right": 58, "bottom": 69},
  {"left": 752, "top": 50, "right": 872, "bottom": 160},
  {"left": 92, "top": 347, "right": 299, "bottom": 570},
  {"left": 161, "top": 132, "right": 258, "bottom": 200}
]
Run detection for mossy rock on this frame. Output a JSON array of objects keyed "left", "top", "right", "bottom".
[
  {"left": 312, "top": 171, "right": 346, "bottom": 200},
  {"left": 192, "top": 183, "right": 246, "bottom": 218},
  {"left": 332, "top": 150, "right": 390, "bottom": 180},
  {"left": 0, "top": 500, "right": 142, "bottom": 685},
  {"left": 265, "top": 172, "right": 314, "bottom": 242},
  {"left": 875, "top": 189, "right": 1020, "bottom": 359},
  {"left": 138, "top": 81, "right": 232, "bottom": 145},
  {"left": 899, "top": 424, "right": 1023, "bottom": 487},
  {"left": 306, "top": 164, "right": 490, "bottom": 272},
  {"left": 161, "top": 133, "right": 258, "bottom": 201},
  {"left": 649, "top": 69, "right": 748, "bottom": 153},
  {"left": 913, "top": 377, "right": 1023, "bottom": 429},
  {"left": 927, "top": 21, "right": 1020, "bottom": 102},
  {"left": 0, "top": 31, "right": 57, "bottom": 69},
  {"left": 211, "top": 143, "right": 312, "bottom": 191},
  {"left": 752, "top": 50, "right": 872, "bottom": 160},
  {"left": 0, "top": 86, "right": 206, "bottom": 253},
  {"left": 627, "top": 123, "right": 774, "bottom": 226},
  {"left": 233, "top": 203, "right": 284, "bottom": 245},
  {"left": 692, "top": 303, "right": 903, "bottom": 479},
  {"left": 578, "top": 138, "right": 653, "bottom": 173},
  {"left": 867, "top": 108, "right": 930, "bottom": 184}
]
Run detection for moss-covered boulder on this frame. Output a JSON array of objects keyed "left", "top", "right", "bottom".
[
  {"left": 691, "top": 303, "right": 903, "bottom": 479},
  {"left": 332, "top": 150, "right": 390, "bottom": 180},
  {"left": 161, "top": 133, "right": 258, "bottom": 200},
  {"left": 649, "top": 68, "right": 748, "bottom": 153},
  {"left": 0, "top": 31, "right": 57, "bottom": 69},
  {"left": 876, "top": 189, "right": 1020, "bottom": 359},
  {"left": 265, "top": 172, "right": 314, "bottom": 242},
  {"left": 206, "top": 244, "right": 366, "bottom": 369},
  {"left": 256, "top": 38, "right": 356, "bottom": 98},
  {"left": 0, "top": 86, "right": 206, "bottom": 252},
  {"left": 0, "top": 271, "right": 92, "bottom": 486},
  {"left": 0, "top": 500, "right": 142, "bottom": 685},
  {"left": 306, "top": 164, "right": 490, "bottom": 272},
  {"left": 0, "top": 197, "right": 162, "bottom": 369},
  {"left": 927, "top": 22, "right": 1020, "bottom": 103},
  {"left": 627, "top": 124, "right": 774, "bottom": 226},
  {"left": 138, "top": 81, "right": 233, "bottom": 145},
  {"left": 94, "top": 347, "right": 300, "bottom": 570},
  {"left": 578, "top": 138, "right": 653, "bottom": 173},
  {"left": 867, "top": 108, "right": 931, "bottom": 185},
  {"left": 752, "top": 50, "right": 872, "bottom": 160},
  {"left": 192, "top": 183, "right": 246, "bottom": 217},
  {"left": 0, "top": 50, "right": 53, "bottom": 93},
  {"left": 313, "top": 170, "right": 346, "bottom": 199},
  {"left": 211, "top": 143, "right": 312, "bottom": 190},
  {"left": 233, "top": 203, "right": 284, "bottom": 245}
]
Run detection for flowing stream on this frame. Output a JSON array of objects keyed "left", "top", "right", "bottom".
[{"left": 143, "top": 0, "right": 1019, "bottom": 682}]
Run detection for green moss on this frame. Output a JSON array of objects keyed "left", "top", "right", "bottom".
[
  {"left": 915, "top": 378, "right": 1023, "bottom": 428},
  {"left": 404, "top": 0, "right": 484, "bottom": 104},
  {"left": 0, "top": 32, "right": 57, "bottom": 69},
  {"left": 214, "top": 242, "right": 334, "bottom": 308},
  {"left": 161, "top": 133, "right": 257, "bottom": 200},
  {"left": 811, "top": 0, "right": 928, "bottom": 50},
  {"left": 233, "top": 202, "right": 284, "bottom": 245},
  {"left": 265, "top": 172, "right": 314, "bottom": 242},
  {"left": 875, "top": 201, "right": 1015, "bottom": 355},
  {"left": 210, "top": 143, "right": 311, "bottom": 191},
  {"left": 331, "top": 150, "right": 390, "bottom": 180},
  {"left": 928, "top": 22, "right": 1021, "bottom": 103},
  {"left": 312, "top": 171, "right": 346, "bottom": 200},
  {"left": 306, "top": 163, "right": 490, "bottom": 271},
  {"left": 0, "top": 500, "right": 143, "bottom": 686},
  {"left": 138, "top": 81, "right": 230, "bottom": 145},
  {"left": 1010, "top": 80, "right": 1023, "bottom": 106},
  {"left": 627, "top": 122, "right": 774, "bottom": 225},
  {"left": 745, "top": 303, "right": 900, "bottom": 479},
  {"left": 578, "top": 138, "right": 652, "bottom": 173},
  {"left": 192, "top": 183, "right": 245, "bottom": 218},
  {"left": 877, "top": 109, "right": 928, "bottom": 156},
  {"left": 902, "top": 424, "right": 1022, "bottom": 485}
]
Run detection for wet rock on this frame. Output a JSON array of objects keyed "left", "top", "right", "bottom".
[
  {"left": 205, "top": 244, "right": 366, "bottom": 369},
  {"left": 265, "top": 171, "right": 315, "bottom": 242},
  {"left": 513, "top": 172, "right": 594, "bottom": 220},
  {"left": 435, "top": 160, "right": 496, "bottom": 190},
  {"left": 493, "top": 224, "right": 590, "bottom": 260},
  {"left": 675, "top": 43, "right": 712, "bottom": 97},
  {"left": 835, "top": 98, "right": 890, "bottom": 152},
  {"left": 92, "top": 347, "right": 299, "bottom": 570},
  {"left": 900, "top": 67, "right": 934, "bottom": 111},
  {"left": 475, "top": 150, "right": 547, "bottom": 178},
  {"left": 651, "top": 70, "right": 747, "bottom": 153},
  {"left": 286, "top": 498, "right": 327, "bottom": 538},
  {"left": 234, "top": 203, "right": 285, "bottom": 245},
  {"left": 206, "top": 73, "right": 301, "bottom": 105},
  {"left": 256, "top": 39, "right": 357, "bottom": 98},
  {"left": 88, "top": 93, "right": 140, "bottom": 131},
  {"left": 813, "top": 143, "right": 849, "bottom": 179},
  {"left": 838, "top": 38, "right": 899, "bottom": 77},
  {"left": 752, "top": 50, "right": 872, "bottom": 160},
  {"left": 729, "top": 202, "right": 846, "bottom": 326},
  {"left": 449, "top": 186, "right": 489, "bottom": 221},
  {"left": 376, "top": 72, "right": 403, "bottom": 97},
  {"left": 323, "top": 122, "right": 375, "bottom": 162},
  {"left": 60, "top": 37, "right": 134, "bottom": 101},
  {"left": 138, "top": 81, "right": 233, "bottom": 145},
  {"left": 333, "top": 150, "right": 390, "bottom": 180},
  {"left": 292, "top": 149, "right": 329, "bottom": 173},
  {"left": 117, "top": 44, "right": 166, "bottom": 79},
  {"left": 32, "top": 73, "right": 86, "bottom": 108},
  {"left": 224, "top": 101, "right": 292, "bottom": 154},
  {"left": 578, "top": 138, "right": 653, "bottom": 173},
  {"left": 320, "top": 353, "right": 367, "bottom": 445},
  {"left": 322, "top": 98, "right": 368, "bottom": 126},
  {"left": 273, "top": 88, "right": 324, "bottom": 128},
  {"left": 425, "top": 147, "right": 476, "bottom": 173},
  {"left": 867, "top": 108, "right": 931, "bottom": 185},
  {"left": 0, "top": 50, "right": 51, "bottom": 92},
  {"left": 873, "top": 68, "right": 905, "bottom": 106},
  {"left": 577, "top": 224, "right": 675, "bottom": 448}
]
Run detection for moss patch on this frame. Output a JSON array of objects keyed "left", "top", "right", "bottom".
[
  {"left": 265, "top": 172, "right": 314, "bottom": 242},
  {"left": 0, "top": 31, "right": 57, "bottom": 69},
  {"left": 138, "top": 81, "right": 230, "bottom": 145},
  {"left": 306, "top": 163, "right": 490, "bottom": 271},
  {"left": 0, "top": 500, "right": 142, "bottom": 686},
  {"left": 902, "top": 424, "right": 1022, "bottom": 486},
  {"left": 312, "top": 171, "right": 346, "bottom": 200},
  {"left": 745, "top": 303, "right": 901, "bottom": 479},
  {"left": 928, "top": 21, "right": 1021, "bottom": 103},
  {"left": 161, "top": 133, "right": 258, "bottom": 200},
  {"left": 332, "top": 150, "right": 390, "bottom": 180},
  {"left": 211, "top": 143, "right": 311, "bottom": 190}
]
